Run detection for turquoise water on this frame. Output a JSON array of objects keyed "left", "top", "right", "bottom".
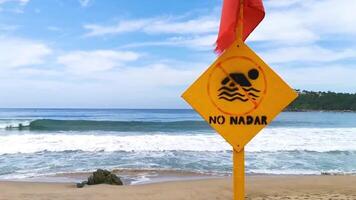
[{"left": 0, "top": 109, "right": 356, "bottom": 179}]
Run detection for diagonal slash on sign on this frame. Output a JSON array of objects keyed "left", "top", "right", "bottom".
[{"left": 216, "top": 63, "right": 258, "bottom": 108}]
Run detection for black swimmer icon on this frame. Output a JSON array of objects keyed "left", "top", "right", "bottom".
[{"left": 218, "top": 69, "right": 261, "bottom": 102}]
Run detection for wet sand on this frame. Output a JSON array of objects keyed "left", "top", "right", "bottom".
[{"left": 1, "top": 175, "right": 356, "bottom": 200}]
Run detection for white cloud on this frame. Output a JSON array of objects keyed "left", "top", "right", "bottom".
[
  {"left": 265, "top": 0, "right": 303, "bottom": 8},
  {"left": 279, "top": 65, "right": 356, "bottom": 92},
  {"left": 110, "top": 63, "right": 204, "bottom": 87},
  {"left": 250, "top": 10, "right": 318, "bottom": 44},
  {"left": 168, "top": 34, "right": 216, "bottom": 49},
  {"left": 260, "top": 46, "right": 356, "bottom": 64},
  {"left": 180, "top": 35, "right": 216, "bottom": 48},
  {"left": 0, "top": 59, "right": 207, "bottom": 108},
  {"left": 251, "top": 0, "right": 356, "bottom": 44},
  {"left": 0, "top": 37, "right": 51, "bottom": 68},
  {"left": 84, "top": 15, "right": 219, "bottom": 50},
  {"left": 0, "top": 0, "right": 29, "bottom": 5},
  {"left": 0, "top": 0, "right": 29, "bottom": 13},
  {"left": 122, "top": 34, "right": 216, "bottom": 50},
  {"left": 57, "top": 50, "right": 140, "bottom": 73},
  {"left": 83, "top": 0, "right": 356, "bottom": 44},
  {"left": 83, "top": 0, "right": 356, "bottom": 52},
  {"left": 78, "top": 0, "right": 90, "bottom": 7},
  {"left": 84, "top": 16, "right": 218, "bottom": 37},
  {"left": 304, "top": 0, "right": 356, "bottom": 35},
  {"left": 146, "top": 17, "right": 218, "bottom": 35},
  {"left": 84, "top": 19, "right": 151, "bottom": 37}
]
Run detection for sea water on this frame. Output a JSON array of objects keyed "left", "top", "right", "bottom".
[{"left": 0, "top": 109, "right": 355, "bottom": 179}]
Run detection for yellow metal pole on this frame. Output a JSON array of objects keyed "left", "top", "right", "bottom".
[
  {"left": 234, "top": 1, "right": 245, "bottom": 199},
  {"left": 237, "top": 0, "right": 244, "bottom": 42},
  {"left": 233, "top": 149, "right": 245, "bottom": 200}
]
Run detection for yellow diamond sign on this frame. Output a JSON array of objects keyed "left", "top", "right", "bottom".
[{"left": 182, "top": 40, "right": 298, "bottom": 152}]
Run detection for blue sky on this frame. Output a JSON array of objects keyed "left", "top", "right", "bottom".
[{"left": 0, "top": 0, "right": 355, "bottom": 108}]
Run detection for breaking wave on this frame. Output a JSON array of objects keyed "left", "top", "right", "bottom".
[{"left": 4, "top": 119, "right": 210, "bottom": 132}]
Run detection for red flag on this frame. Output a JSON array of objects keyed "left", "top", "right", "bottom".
[{"left": 215, "top": 0, "right": 265, "bottom": 54}]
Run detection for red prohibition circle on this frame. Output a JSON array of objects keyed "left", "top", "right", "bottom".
[{"left": 207, "top": 56, "right": 267, "bottom": 116}]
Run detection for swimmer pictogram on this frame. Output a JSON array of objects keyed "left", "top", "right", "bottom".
[
  {"left": 207, "top": 56, "right": 267, "bottom": 115},
  {"left": 218, "top": 69, "right": 261, "bottom": 102}
]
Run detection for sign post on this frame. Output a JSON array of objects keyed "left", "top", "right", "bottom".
[
  {"left": 234, "top": 1, "right": 245, "bottom": 199},
  {"left": 182, "top": 0, "right": 298, "bottom": 199},
  {"left": 233, "top": 149, "right": 244, "bottom": 200}
]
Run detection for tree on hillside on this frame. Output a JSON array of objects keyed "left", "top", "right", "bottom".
[{"left": 287, "top": 90, "right": 356, "bottom": 111}]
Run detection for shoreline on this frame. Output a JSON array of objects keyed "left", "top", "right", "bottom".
[
  {"left": 1, "top": 175, "right": 356, "bottom": 200},
  {"left": 3, "top": 169, "right": 355, "bottom": 185},
  {"left": 1, "top": 169, "right": 224, "bottom": 185}
]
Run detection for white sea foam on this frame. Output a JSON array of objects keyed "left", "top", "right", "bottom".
[
  {"left": 0, "top": 133, "right": 230, "bottom": 154},
  {"left": 0, "top": 120, "right": 31, "bottom": 129},
  {"left": 1, "top": 127, "right": 356, "bottom": 154},
  {"left": 249, "top": 127, "right": 356, "bottom": 152}
]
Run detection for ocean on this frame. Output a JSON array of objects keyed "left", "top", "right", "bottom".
[{"left": 0, "top": 109, "right": 356, "bottom": 181}]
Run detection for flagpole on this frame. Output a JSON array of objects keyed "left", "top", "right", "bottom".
[
  {"left": 236, "top": 0, "right": 244, "bottom": 42},
  {"left": 233, "top": 1, "right": 245, "bottom": 200}
]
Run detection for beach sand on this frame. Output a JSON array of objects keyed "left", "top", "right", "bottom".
[{"left": 1, "top": 175, "right": 356, "bottom": 200}]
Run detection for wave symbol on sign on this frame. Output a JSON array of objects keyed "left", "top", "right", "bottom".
[{"left": 218, "top": 69, "right": 261, "bottom": 102}]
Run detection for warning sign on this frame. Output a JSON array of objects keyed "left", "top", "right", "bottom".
[{"left": 182, "top": 40, "right": 297, "bottom": 151}]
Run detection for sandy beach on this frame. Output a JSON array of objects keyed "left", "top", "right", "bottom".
[{"left": 1, "top": 175, "right": 356, "bottom": 200}]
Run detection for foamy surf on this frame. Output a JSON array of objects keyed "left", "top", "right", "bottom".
[
  {"left": 1, "top": 127, "right": 356, "bottom": 154},
  {"left": 0, "top": 109, "right": 356, "bottom": 180}
]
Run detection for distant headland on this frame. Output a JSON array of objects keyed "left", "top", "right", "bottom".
[{"left": 287, "top": 90, "right": 356, "bottom": 112}]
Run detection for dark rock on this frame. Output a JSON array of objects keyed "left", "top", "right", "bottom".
[
  {"left": 87, "top": 174, "right": 95, "bottom": 185},
  {"left": 86, "top": 169, "right": 123, "bottom": 186},
  {"left": 76, "top": 181, "right": 87, "bottom": 188},
  {"left": 94, "top": 169, "right": 110, "bottom": 183},
  {"left": 106, "top": 173, "right": 123, "bottom": 185}
]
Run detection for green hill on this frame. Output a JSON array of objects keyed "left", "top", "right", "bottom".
[{"left": 287, "top": 90, "right": 356, "bottom": 111}]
